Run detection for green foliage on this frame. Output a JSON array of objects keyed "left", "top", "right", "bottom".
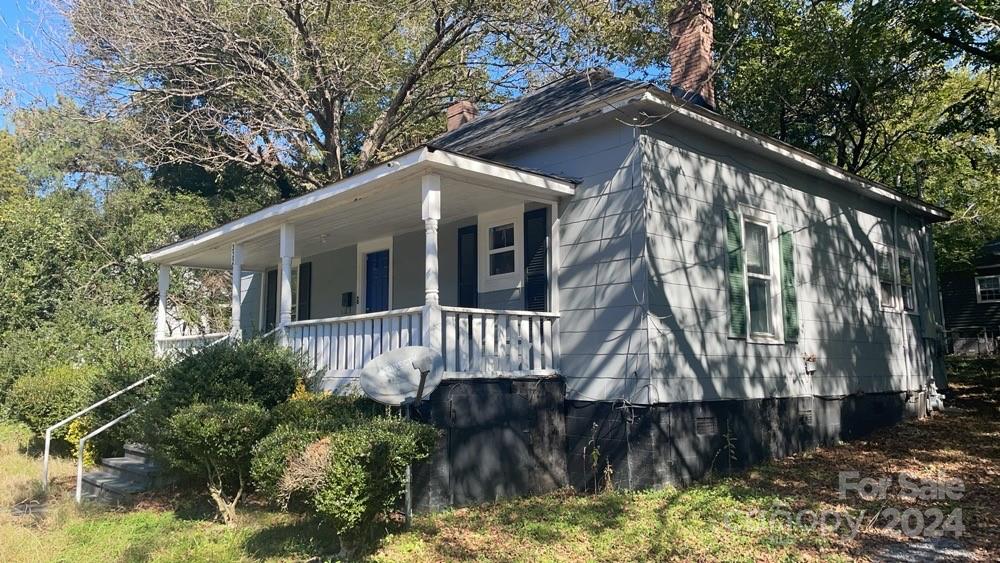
[
  {"left": 161, "top": 401, "right": 271, "bottom": 478},
  {"left": 148, "top": 339, "right": 304, "bottom": 421},
  {"left": 6, "top": 365, "right": 97, "bottom": 440},
  {"left": 271, "top": 393, "right": 381, "bottom": 433},
  {"left": 0, "top": 131, "right": 27, "bottom": 201},
  {"left": 284, "top": 417, "right": 438, "bottom": 541},
  {"left": 250, "top": 426, "right": 323, "bottom": 500}
]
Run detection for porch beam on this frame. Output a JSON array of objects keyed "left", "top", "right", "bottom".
[
  {"left": 231, "top": 243, "right": 244, "bottom": 339},
  {"left": 279, "top": 224, "right": 295, "bottom": 329},
  {"left": 421, "top": 174, "right": 442, "bottom": 352}
]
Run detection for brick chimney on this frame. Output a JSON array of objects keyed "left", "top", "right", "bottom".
[
  {"left": 446, "top": 100, "right": 477, "bottom": 131},
  {"left": 668, "top": 0, "right": 716, "bottom": 110}
]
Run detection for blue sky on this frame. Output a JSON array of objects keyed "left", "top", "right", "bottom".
[{"left": 0, "top": 0, "right": 63, "bottom": 126}]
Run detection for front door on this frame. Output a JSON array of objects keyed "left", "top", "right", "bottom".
[
  {"left": 365, "top": 249, "right": 390, "bottom": 313},
  {"left": 457, "top": 225, "right": 478, "bottom": 307}
]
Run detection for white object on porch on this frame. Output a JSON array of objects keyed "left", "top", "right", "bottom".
[{"left": 155, "top": 332, "right": 229, "bottom": 358}]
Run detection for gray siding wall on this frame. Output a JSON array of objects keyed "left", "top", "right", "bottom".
[
  {"left": 239, "top": 272, "right": 261, "bottom": 333},
  {"left": 488, "top": 119, "right": 650, "bottom": 403},
  {"left": 309, "top": 245, "right": 357, "bottom": 318},
  {"left": 642, "top": 122, "right": 940, "bottom": 403},
  {"left": 392, "top": 230, "right": 425, "bottom": 308}
]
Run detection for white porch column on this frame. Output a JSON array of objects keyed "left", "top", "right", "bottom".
[
  {"left": 549, "top": 201, "right": 561, "bottom": 368},
  {"left": 421, "top": 174, "right": 442, "bottom": 352},
  {"left": 231, "top": 243, "right": 244, "bottom": 339},
  {"left": 155, "top": 264, "right": 170, "bottom": 357},
  {"left": 279, "top": 224, "right": 295, "bottom": 330}
]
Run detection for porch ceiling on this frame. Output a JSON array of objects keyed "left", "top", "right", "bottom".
[{"left": 142, "top": 147, "right": 576, "bottom": 270}]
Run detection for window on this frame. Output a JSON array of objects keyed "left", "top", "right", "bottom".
[
  {"left": 898, "top": 254, "right": 914, "bottom": 312},
  {"left": 877, "top": 248, "right": 897, "bottom": 309},
  {"left": 489, "top": 223, "right": 516, "bottom": 275},
  {"left": 977, "top": 275, "right": 1000, "bottom": 303},
  {"left": 740, "top": 207, "right": 783, "bottom": 342},
  {"left": 744, "top": 221, "right": 773, "bottom": 336},
  {"left": 478, "top": 205, "right": 524, "bottom": 293}
]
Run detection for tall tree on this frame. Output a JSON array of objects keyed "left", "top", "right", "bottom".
[
  {"left": 0, "top": 131, "right": 27, "bottom": 200},
  {"left": 59, "top": 0, "right": 624, "bottom": 193}
]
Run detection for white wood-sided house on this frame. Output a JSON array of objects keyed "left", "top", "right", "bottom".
[{"left": 140, "top": 4, "right": 952, "bottom": 501}]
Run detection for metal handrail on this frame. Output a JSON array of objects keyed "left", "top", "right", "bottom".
[
  {"left": 75, "top": 406, "right": 140, "bottom": 503},
  {"left": 43, "top": 333, "right": 232, "bottom": 491},
  {"left": 42, "top": 374, "right": 156, "bottom": 490}
]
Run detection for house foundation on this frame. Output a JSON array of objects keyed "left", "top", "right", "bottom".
[{"left": 412, "top": 377, "right": 929, "bottom": 511}]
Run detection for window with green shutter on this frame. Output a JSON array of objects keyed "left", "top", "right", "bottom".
[
  {"left": 726, "top": 209, "right": 746, "bottom": 338},
  {"left": 779, "top": 229, "right": 799, "bottom": 341},
  {"left": 729, "top": 206, "right": 795, "bottom": 343}
]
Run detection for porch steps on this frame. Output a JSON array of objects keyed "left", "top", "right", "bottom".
[{"left": 80, "top": 444, "right": 167, "bottom": 503}]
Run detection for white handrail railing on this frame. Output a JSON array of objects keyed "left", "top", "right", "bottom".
[
  {"left": 440, "top": 306, "right": 559, "bottom": 375},
  {"left": 75, "top": 406, "right": 140, "bottom": 503},
  {"left": 42, "top": 374, "right": 156, "bottom": 490},
  {"left": 44, "top": 333, "right": 231, "bottom": 492}
]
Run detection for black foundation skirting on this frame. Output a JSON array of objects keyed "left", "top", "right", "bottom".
[{"left": 410, "top": 377, "right": 926, "bottom": 511}]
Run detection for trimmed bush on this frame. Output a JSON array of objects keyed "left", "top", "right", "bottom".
[
  {"left": 151, "top": 338, "right": 303, "bottom": 416},
  {"left": 161, "top": 401, "right": 271, "bottom": 524},
  {"left": 271, "top": 393, "right": 381, "bottom": 432},
  {"left": 6, "top": 364, "right": 97, "bottom": 440},
  {"left": 281, "top": 417, "right": 439, "bottom": 542},
  {"left": 250, "top": 425, "right": 322, "bottom": 500}
]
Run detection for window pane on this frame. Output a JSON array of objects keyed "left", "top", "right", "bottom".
[
  {"left": 979, "top": 277, "right": 1000, "bottom": 301},
  {"left": 880, "top": 281, "right": 896, "bottom": 306},
  {"left": 898, "top": 256, "right": 914, "bottom": 311},
  {"left": 490, "top": 224, "right": 515, "bottom": 250},
  {"left": 490, "top": 250, "right": 515, "bottom": 275},
  {"left": 877, "top": 250, "right": 894, "bottom": 282},
  {"left": 748, "top": 277, "right": 771, "bottom": 335},
  {"left": 745, "top": 222, "right": 769, "bottom": 275}
]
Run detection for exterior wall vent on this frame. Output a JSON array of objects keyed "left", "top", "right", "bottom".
[
  {"left": 695, "top": 416, "right": 719, "bottom": 436},
  {"left": 800, "top": 410, "right": 814, "bottom": 427}
]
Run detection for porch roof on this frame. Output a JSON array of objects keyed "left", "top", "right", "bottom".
[{"left": 142, "top": 146, "right": 576, "bottom": 270}]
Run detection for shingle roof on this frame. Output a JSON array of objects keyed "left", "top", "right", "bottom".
[{"left": 432, "top": 69, "right": 648, "bottom": 155}]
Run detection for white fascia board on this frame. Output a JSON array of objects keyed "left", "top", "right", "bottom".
[
  {"left": 424, "top": 149, "right": 576, "bottom": 196},
  {"left": 640, "top": 92, "right": 951, "bottom": 221},
  {"left": 142, "top": 146, "right": 575, "bottom": 264}
]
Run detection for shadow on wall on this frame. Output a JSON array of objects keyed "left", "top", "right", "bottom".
[{"left": 568, "top": 128, "right": 915, "bottom": 489}]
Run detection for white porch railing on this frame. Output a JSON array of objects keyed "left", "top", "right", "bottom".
[
  {"left": 441, "top": 306, "right": 559, "bottom": 377},
  {"left": 285, "top": 307, "right": 424, "bottom": 374},
  {"left": 155, "top": 331, "right": 229, "bottom": 357}
]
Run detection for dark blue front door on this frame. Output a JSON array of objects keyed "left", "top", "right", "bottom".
[{"left": 365, "top": 249, "right": 390, "bottom": 313}]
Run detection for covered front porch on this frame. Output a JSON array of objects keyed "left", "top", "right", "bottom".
[{"left": 143, "top": 147, "right": 574, "bottom": 388}]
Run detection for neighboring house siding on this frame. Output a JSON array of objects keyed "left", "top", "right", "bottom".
[
  {"left": 940, "top": 264, "right": 1000, "bottom": 330},
  {"left": 488, "top": 119, "right": 650, "bottom": 402},
  {"left": 642, "top": 122, "right": 936, "bottom": 404}
]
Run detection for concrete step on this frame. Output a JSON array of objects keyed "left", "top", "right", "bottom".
[
  {"left": 98, "top": 456, "right": 165, "bottom": 486},
  {"left": 123, "top": 443, "right": 152, "bottom": 461},
  {"left": 81, "top": 471, "right": 148, "bottom": 504}
]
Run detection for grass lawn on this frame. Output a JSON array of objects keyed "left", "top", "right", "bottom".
[{"left": 1, "top": 358, "right": 997, "bottom": 562}]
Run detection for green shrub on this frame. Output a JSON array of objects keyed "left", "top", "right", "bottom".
[
  {"left": 282, "top": 417, "right": 439, "bottom": 542},
  {"left": 271, "top": 393, "right": 381, "bottom": 432},
  {"left": 250, "top": 425, "right": 322, "bottom": 500},
  {"left": 151, "top": 338, "right": 304, "bottom": 416},
  {"left": 6, "top": 364, "right": 97, "bottom": 440},
  {"left": 161, "top": 401, "right": 271, "bottom": 524}
]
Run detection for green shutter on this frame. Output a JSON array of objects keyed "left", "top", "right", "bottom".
[
  {"left": 779, "top": 228, "right": 799, "bottom": 341},
  {"left": 726, "top": 209, "right": 746, "bottom": 338}
]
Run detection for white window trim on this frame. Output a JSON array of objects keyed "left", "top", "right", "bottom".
[
  {"left": 976, "top": 274, "right": 1000, "bottom": 303},
  {"left": 356, "top": 237, "right": 393, "bottom": 314},
  {"left": 478, "top": 205, "right": 524, "bottom": 294},
  {"left": 739, "top": 205, "right": 784, "bottom": 344}
]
